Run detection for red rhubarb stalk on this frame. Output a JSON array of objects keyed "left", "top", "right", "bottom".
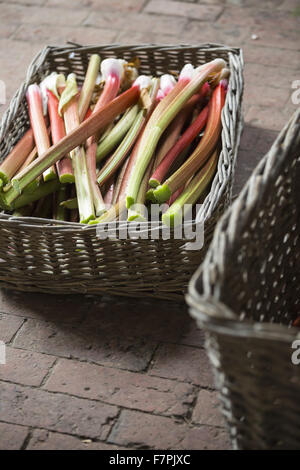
[{"left": 149, "top": 104, "right": 209, "bottom": 187}]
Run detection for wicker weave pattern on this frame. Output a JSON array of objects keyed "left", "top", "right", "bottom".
[
  {"left": 0, "top": 44, "right": 243, "bottom": 299},
  {"left": 187, "top": 109, "right": 300, "bottom": 449}
]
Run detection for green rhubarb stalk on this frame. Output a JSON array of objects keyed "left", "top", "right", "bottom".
[
  {"left": 144, "top": 100, "right": 196, "bottom": 202},
  {"left": 69, "top": 184, "right": 78, "bottom": 222},
  {"left": 127, "top": 161, "right": 154, "bottom": 222},
  {"left": 85, "top": 141, "right": 106, "bottom": 216},
  {"left": 89, "top": 199, "right": 126, "bottom": 225},
  {"left": 126, "top": 59, "right": 226, "bottom": 208},
  {"left": 72, "top": 146, "right": 95, "bottom": 223},
  {"left": 98, "top": 78, "right": 159, "bottom": 191},
  {"left": 97, "top": 107, "right": 145, "bottom": 185},
  {"left": 97, "top": 121, "right": 114, "bottom": 144},
  {"left": 114, "top": 79, "right": 160, "bottom": 203},
  {"left": 78, "top": 54, "right": 101, "bottom": 122},
  {"left": 62, "top": 78, "right": 95, "bottom": 224},
  {"left": 11, "top": 180, "right": 61, "bottom": 210},
  {"left": 53, "top": 184, "right": 67, "bottom": 221},
  {"left": 60, "top": 197, "right": 78, "bottom": 209},
  {"left": 162, "top": 150, "right": 218, "bottom": 227},
  {"left": 96, "top": 105, "right": 139, "bottom": 162},
  {"left": 4, "top": 86, "right": 139, "bottom": 206}
]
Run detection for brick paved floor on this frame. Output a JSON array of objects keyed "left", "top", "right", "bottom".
[{"left": 0, "top": 0, "right": 299, "bottom": 450}]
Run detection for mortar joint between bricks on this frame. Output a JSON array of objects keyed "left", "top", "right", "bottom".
[
  {"left": 39, "top": 357, "right": 59, "bottom": 388},
  {"left": 143, "top": 342, "right": 160, "bottom": 373},
  {"left": 8, "top": 318, "right": 27, "bottom": 346},
  {"left": 20, "top": 428, "right": 33, "bottom": 451}
]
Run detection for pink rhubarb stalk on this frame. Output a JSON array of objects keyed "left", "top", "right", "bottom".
[
  {"left": 0, "top": 128, "right": 34, "bottom": 184},
  {"left": 103, "top": 177, "right": 115, "bottom": 208},
  {"left": 156, "top": 74, "right": 176, "bottom": 101},
  {"left": 149, "top": 104, "right": 209, "bottom": 187},
  {"left": 47, "top": 90, "right": 74, "bottom": 183},
  {"left": 85, "top": 59, "right": 124, "bottom": 215},
  {"left": 27, "top": 84, "right": 56, "bottom": 182}
]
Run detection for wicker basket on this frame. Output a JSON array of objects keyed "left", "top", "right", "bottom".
[
  {"left": 187, "top": 109, "right": 300, "bottom": 449},
  {"left": 0, "top": 44, "right": 243, "bottom": 300}
]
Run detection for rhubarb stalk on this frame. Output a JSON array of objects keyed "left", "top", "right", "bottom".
[
  {"left": 18, "top": 146, "right": 37, "bottom": 173},
  {"left": 85, "top": 59, "right": 125, "bottom": 215},
  {"left": 127, "top": 160, "right": 155, "bottom": 222},
  {"left": 3, "top": 86, "right": 139, "bottom": 206},
  {"left": 27, "top": 84, "right": 56, "bottom": 182},
  {"left": 0, "top": 128, "right": 34, "bottom": 184},
  {"left": 103, "top": 177, "right": 115, "bottom": 208},
  {"left": 162, "top": 149, "right": 218, "bottom": 227},
  {"left": 97, "top": 77, "right": 158, "bottom": 186},
  {"left": 12, "top": 180, "right": 61, "bottom": 210},
  {"left": 126, "top": 59, "right": 225, "bottom": 208},
  {"left": 89, "top": 199, "right": 126, "bottom": 225},
  {"left": 62, "top": 81, "right": 95, "bottom": 223},
  {"left": 96, "top": 105, "right": 145, "bottom": 186},
  {"left": 47, "top": 90, "right": 74, "bottom": 183},
  {"left": 154, "top": 79, "right": 226, "bottom": 203},
  {"left": 53, "top": 184, "right": 67, "bottom": 221},
  {"left": 112, "top": 157, "right": 129, "bottom": 205},
  {"left": 96, "top": 105, "right": 139, "bottom": 163},
  {"left": 149, "top": 104, "right": 209, "bottom": 188},
  {"left": 78, "top": 54, "right": 101, "bottom": 122}
]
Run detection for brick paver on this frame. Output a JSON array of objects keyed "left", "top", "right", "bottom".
[
  {"left": 192, "top": 389, "right": 225, "bottom": 428},
  {"left": 0, "top": 0, "right": 299, "bottom": 451},
  {"left": 0, "top": 422, "right": 28, "bottom": 450},
  {"left": 44, "top": 358, "right": 195, "bottom": 417},
  {"left": 149, "top": 343, "right": 215, "bottom": 387},
  {"left": 0, "top": 313, "right": 24, "bottom": 343},
  {"left": 0, "top": 381, "right": 119, "bottom": 439},
  {"left": 13, "top": 317, "right": 157, "bottom": 372},
  {"left": 0, "top": 346, "right": 56, "bottom": 386},
  {"left": 108, "top": 409, "right": 231, "bottom": 450}
]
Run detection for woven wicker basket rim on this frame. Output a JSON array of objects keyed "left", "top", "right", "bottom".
[
  {"left": 0, "top": 43, "right": 243, "bottom": 232},
  {"left": 187, "top": 108, "right": 300, "bottom": 341}
]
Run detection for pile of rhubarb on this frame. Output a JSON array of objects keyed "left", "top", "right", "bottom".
[{"left": 0, "top": 55, "right": 229, "bottom": 226}]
